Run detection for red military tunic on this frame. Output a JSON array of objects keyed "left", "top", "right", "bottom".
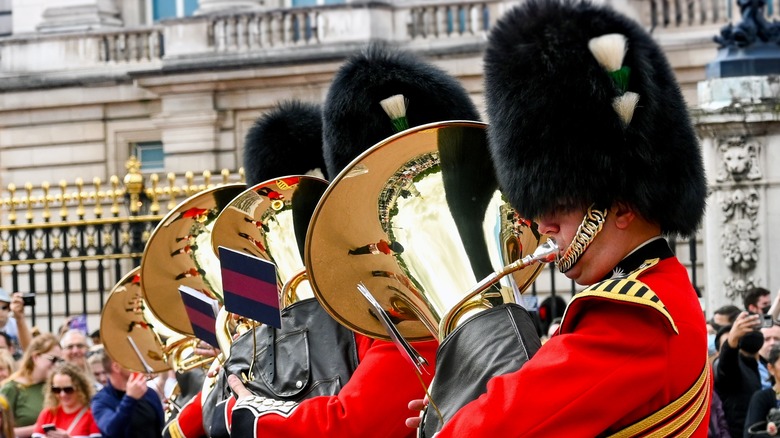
[
  {"left": 163, "top": 391, "right": 206, "bottom": 438},
  {"left": 436, "top": 252, "right": 710, "bottom": 436},
  {"left": 228, "top": 334, "right": 438, "bottom": 437}
]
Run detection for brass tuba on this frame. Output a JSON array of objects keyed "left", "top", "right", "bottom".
[
  {"left": 140, "top": 184, "right": 247, "bottom": 336},
  {"left": 305, "top": 121, "right": 551, "bottom": 342},
  {"left": 211, "top": 175, "right": 330, "bottom": 308},
  {"left": 100, "top": 267, "right": 175, "bottom": 373},
  {"left": 100, "top": 267, "right": 216, "bottom": 373}
]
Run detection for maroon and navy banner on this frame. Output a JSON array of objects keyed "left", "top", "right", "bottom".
[
  {"left": 218, "top": 246, "right": 282, "bottom": 329},
  {"left": 178, "top": 285, "right": 220, "bottom": 348}
]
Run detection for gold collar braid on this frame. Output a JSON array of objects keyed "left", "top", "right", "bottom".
[{"left": 557, "top": 206, "right": 608, "bottom": 273}]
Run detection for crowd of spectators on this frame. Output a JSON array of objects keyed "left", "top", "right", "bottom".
[
  {"left": 0, "top": 288, "right": 167, "bottom": 438},
  {"left": 710, "top": 287, "right": 780, "bottom": 438}
]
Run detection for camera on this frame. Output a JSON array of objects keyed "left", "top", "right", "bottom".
[
  {"left": 750, "top": 312, "right": 774, "bottom": 329},
  {"left": 21, "top": 293, "right": 35, "bottom": 307}
]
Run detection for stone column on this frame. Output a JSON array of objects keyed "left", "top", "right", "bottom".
[
  {"left": 694, "top": 0, "right": 780, "bottom": 311},
  {"left": 695, "top": 77, "right": 780, "bottom": 311}
]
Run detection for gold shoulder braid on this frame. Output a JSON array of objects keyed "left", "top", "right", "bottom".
[
  {"left": 560, "top": 258, "right": 678, "bottom": 334},
  {"left": 164, "top": 421, "right": 185, "bottom": 438},
  {"left": 560, "top": 258, "right": 709, "bottom": 436}
]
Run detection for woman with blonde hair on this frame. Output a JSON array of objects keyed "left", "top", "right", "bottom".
[
  {"left": 0, "top": 333, "right": 62, "bottom": 438},
  {"left": 0, "top": 395, "right": 15, "bottom": 438},
  {"left": 0, "top": 350, "right": 16, "bottom": 382},
  {"left": 32, "top": 362, "right": 100, "bottom": 437}
]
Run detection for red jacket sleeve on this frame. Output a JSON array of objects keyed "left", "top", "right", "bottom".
[
  {"left": 231, "top": 334, "right": 438, "bottom": 437},
  {"left": 436, "top": 298, "right": 706, "bottom": 437},
  {"left": 163, "top": 391, "right": 206, "bottom": 438}
]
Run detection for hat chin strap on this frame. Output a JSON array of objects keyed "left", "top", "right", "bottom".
[{"left": 557, "top": 205, "right": 608, "bottom": 273}]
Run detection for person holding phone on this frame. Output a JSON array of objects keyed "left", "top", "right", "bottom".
[
  {"left": 91, "top": 355, "right": 163, "bottom": 438},
  {"left": 32, "top": 362, "right": 99, "bottom": 437},
  {"left": 0, "top": 289, "right": 32, "bottom": 355}
]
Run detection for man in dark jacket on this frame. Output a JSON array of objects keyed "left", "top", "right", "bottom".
[
  {"left": 716, "top": 311, "right": 765, "bottom": 437},
  {"left": 91, "top": 354, "right": 164, "bottom": 437}
]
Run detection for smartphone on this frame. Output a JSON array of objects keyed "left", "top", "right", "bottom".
[
  {"left": 42, "top": 423, "right": 56, "bottom": 432},
  {"left": 760, "top": 313, "right": 774, "bottom": 329},
  {"left": 21, "top": 293, "right": 35, "bottom": 306}
]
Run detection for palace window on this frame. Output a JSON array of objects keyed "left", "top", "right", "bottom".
[
  {"left": 133, "top": 141, "right": 165, "bottom": 172},
  {"left": 151, "top": 0, "right": 199, "bottom": 21},
  {"left": 0, "top": 0, "right": 11, "bottom": 37}
]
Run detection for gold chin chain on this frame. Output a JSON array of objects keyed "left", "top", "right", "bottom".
[{"left": 557, "top": 206, "right": 608, "bottom": 273}]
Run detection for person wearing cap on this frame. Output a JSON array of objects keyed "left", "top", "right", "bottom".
[
  {"left": 222, "top": 44, "right": 481, "bottom": 438},
  {"left": 408, "top": 0, "right": 710, "bottom": 436},
  {"left": 0, "top": 288, "right": 32, "bottom": 355}
]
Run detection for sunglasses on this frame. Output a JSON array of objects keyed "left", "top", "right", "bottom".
[
  {"left": 50, "top": 386, "right": 75, "bottom": 395},
  {"left": 45, "top": 355, "right": 63, "bottom": 365}
]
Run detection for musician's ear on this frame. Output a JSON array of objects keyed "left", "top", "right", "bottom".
[{"left": 611, "top": 203, "right": 636, "bottom": 231}]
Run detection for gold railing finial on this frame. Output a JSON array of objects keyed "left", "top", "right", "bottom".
[
  {"left": 93, "top": 177, "right": 103, "bottom": 218},
  {"left": 124, "top": 156, "right": 144, "bottom": 214},
  {"left": 24, "top": 183, "right": 33, "bottom": 223},
  {"left": 149, "top": 174, "right": 161, "bottom": 215},
  {"left": 167, "top": 172, "right": 177, "bottom": 210},
  {"left": 7, "top": 183, "right": 17, "bottom": 224},
  {"left": 59, "top": 180, "right": 68, "bottom": 220},
  {"left": 75, "top": 178, "right": 85, "bottom": 218},
  {"left": 110, "top": 175, "right": 121, "bottom": 216},
  {"left": 41, "top": 181, "right": 51, "bottom": 221}
]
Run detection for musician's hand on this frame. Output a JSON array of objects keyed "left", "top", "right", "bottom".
[
  {"left": 207, "top": 363, "right": 222, "bottom": 378},
  {"left": 194, "top": 340, "right": 220, "bottom": 358},
  {"left": 227, "top": 374, "right": 253, "bottom": 401},
  {"left": 405, "top": 396, "right": 429, "bottom": 429}
]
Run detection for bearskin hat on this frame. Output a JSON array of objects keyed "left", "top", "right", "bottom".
[
  {"left": 243, "top": 100, "right": 326, "bottom": 186},
  {"left": 322, "top": 43, "right": 481, "bottom": 177},
  {"left": 484, "top": 0, "right": 707, "bottom": 237}
]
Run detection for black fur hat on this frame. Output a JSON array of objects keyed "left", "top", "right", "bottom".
[
  {"left": 322, "top": 44, "right": 481, "bottom": 177},
  {"left": 243, "top": 100, "right": 326, "bottom": 186},
  {"left": 484, "top": 0, "right": 707, "bottom": 237}
]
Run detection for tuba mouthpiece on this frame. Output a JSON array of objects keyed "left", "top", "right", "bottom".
[{"left": 519, "top": 239, "right": 560, "bottom": 268}]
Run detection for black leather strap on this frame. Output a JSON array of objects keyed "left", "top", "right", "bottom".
[{"left": 420, "top": 303, "right": 541, "bottom": 437}]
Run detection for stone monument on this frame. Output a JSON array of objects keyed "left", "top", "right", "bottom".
[{"left": 695, "top": 0, "right": 780, "bottom": 312}]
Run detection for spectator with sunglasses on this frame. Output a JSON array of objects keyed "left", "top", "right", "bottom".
[
  {"left": 0, "top": 333, "right": 63, "bottom": 438},
  {"left": 32, "top": 362, "right": 100, "bottom": 438}
]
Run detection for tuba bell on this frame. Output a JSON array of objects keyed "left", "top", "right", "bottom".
[
  {"left": 305, "top": 121, "right": 551, "bottom": 342},
  {"left": 100, "top": 267, "right": 218, "bottom": 373},
  {"left": 100, "top": 267, "right": 176, "bottom": 373},
  {"left": 211, "top": 175, "right": 329, "bottom": 308},
  {"left": 140, "top": 184, "right": 246, "bottom": 336}
]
